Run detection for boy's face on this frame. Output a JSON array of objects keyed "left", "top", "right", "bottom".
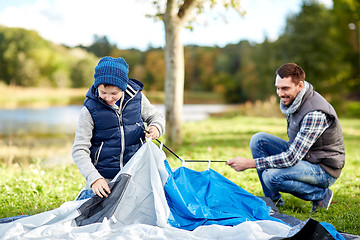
[{"left": 98, "top": 84, "right": 123, "bottom": 106}]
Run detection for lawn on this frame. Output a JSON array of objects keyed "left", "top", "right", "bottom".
[{"left": 0, "top": 115, "right": 359, "bottom": 235}]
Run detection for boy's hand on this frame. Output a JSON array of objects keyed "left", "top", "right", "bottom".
[
  {"left": 146, "top": 125, "right": 160, "bottom": 139},
  {"left": 91, "top": 178, "right": 111, "bottom": 198}
]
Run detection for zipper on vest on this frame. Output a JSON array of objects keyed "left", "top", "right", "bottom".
[
  {"left": 122, "top": 87, "right": 139, "bottom": 111},
  {"left": 118, "top": 112, "right": 125, "bottom": 169},
  {"left": 118, "top": 88, "right": 138, "bottom": 169},
  {"left": 94, "top": 142, "right": 104, "bottom": 166}
]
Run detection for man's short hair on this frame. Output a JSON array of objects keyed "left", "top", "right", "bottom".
[{"left": 276, "top": 63, "right": 305, "bottom": 85}]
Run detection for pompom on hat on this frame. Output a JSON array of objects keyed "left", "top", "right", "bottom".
[{"left": 94, "top": 56, "right": 129, "bottom": 91}]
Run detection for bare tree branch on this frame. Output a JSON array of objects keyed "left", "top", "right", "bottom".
[{"left": 178, "top": 0, "right": 198, "bottom": 20}]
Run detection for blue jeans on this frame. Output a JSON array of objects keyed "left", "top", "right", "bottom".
[
  {"left": 250, "top": 132, "right": 336, "bottom": 201},
  {"left": 76, "top": 189, "right": 95, "bottom": 200}
]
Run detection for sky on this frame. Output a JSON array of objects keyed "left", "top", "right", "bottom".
[{"left": 0, "top": 0, "right": 332, "bottom": 51}]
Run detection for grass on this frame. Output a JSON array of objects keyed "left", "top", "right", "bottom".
[
  {"left": 0, "top": 116, "right": 359, "bottom": 235},
  {"left": 0, "top": 164, "right": 83, "bottom": 217}
]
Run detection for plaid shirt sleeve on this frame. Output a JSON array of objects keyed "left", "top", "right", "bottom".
[{"left": 255, "top": 111, "right": 333, "bottom": 170}]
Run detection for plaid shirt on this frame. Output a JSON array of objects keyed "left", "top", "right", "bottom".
[{"left": 255, "top": 111, "right": 333, "bottom": 170}]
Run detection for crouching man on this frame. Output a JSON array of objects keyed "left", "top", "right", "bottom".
[{"left": 227, "top": 63, "right": 345, "bottom": 212}]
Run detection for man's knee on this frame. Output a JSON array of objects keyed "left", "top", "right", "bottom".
[
  {"left": 262, "top": 168, "right": 281, "bottom": 188},
  {"left": 250, "top": 132, "right": 269, "bottom": 150},
  {"left": 250, "top": 132, "right": 274, "bottom": 158}
]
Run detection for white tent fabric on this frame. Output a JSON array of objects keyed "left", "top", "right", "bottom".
[{"left": 0, "top": 141, "right": 293, "bottom": 240}]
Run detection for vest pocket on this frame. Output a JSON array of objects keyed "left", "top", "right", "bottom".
[{"left": 94, "top": 142, "right": 104, "bottom": 166}]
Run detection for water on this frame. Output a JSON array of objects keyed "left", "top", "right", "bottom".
[{"left": 0, "top": 104, "right": 228, "bottom": 135}]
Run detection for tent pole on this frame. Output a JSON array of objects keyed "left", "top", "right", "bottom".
[{"left": 136, "top": 123, "right": 226, "bottom": 163}]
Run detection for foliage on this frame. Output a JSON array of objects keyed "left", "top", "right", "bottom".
[
  {"left": 0, "top": 26, "right": 50, "bottom": 86},
  {"left": 276, "top": 1, "right": 350, "bottom": 98},
  {"left": 0, "top": 116, "right": 359, "bottom": 236},
  {"left": 332, "top": 0, "right": 360, "bottom": 98},
  {"left": 0, "top": 26, "right": 97, "bottom": 88},
  {"left": 83, "top": 35, "right": 117, "bottom": 58},
  {"left": 221, "top": 41, "right": 259, "bottom": 103},
  {"left": 0, "top": 0, "right": 359, "bottom": 116},
  {"left": 70, "top": 51, "right": 98, "bottom": 88},
  {"left": 144, "top": 49, "right": 165, "bottom": 91}
]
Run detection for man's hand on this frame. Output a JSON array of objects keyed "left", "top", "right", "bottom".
[
  {"left": 91, "top": 178, "right": 111, "bottom": 198},
  {"left": 226, "top": 157, "right": 256, "bottom": 172},
  {"left": 146, "top": 125, "right": 160, "bottom": 140}
]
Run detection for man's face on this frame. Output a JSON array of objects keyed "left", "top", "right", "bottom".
[
  {"left": 98, "top": 84, "right": 123, "bottom": 106},
  {"left": 275, "top": 75, "right": 304, "bottom": 106}
]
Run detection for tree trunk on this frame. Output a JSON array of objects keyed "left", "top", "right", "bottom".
[
  {"left": 162, "top": 0, "right": 198, "bottom": 145},
  {"left": 163, "top": 16, "right": 185, "bottom": 145}
]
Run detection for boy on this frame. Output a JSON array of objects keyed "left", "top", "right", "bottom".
[{"left": 73, "top": 56, "right": 165, "bottom": 199}]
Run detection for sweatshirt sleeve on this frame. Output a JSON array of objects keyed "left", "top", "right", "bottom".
[
  {"left": 72, "top": 106, "right": 103, "bottom": 188},
  {"left": 141, "top": 93, "right": 165, "bottom": 136}
]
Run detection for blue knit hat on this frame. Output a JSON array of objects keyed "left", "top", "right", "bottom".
[{"left": 94, "top": 56, "right": 129, "bottom": 91}]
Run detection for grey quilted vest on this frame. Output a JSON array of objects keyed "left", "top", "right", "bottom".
[{"left": 287, "top": 84, "right": 345, "bottom": 178}]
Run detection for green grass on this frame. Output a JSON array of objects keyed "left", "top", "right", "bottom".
[
  {"left": 0, "top": 116, "right": 359, "bottom": 236},
  {"left": 0, "top": 164, "right": 83, "bottom": 217}
]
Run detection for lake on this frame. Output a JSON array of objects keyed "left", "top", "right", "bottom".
[{"left": 0, "top": 104, "right": 228, "bottom": 135}]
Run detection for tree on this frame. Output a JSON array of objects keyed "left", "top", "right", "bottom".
[
  {"left": 153, "top": 0, "right": 242, "bottom": 145},
  {"left": 276, "top": 0, "right": 351, "bottom": 104},
  {"left": 70, "top": 49, "right": 98, "bottom": 88},
  {"left": 332, "top": 0, "right": 360, "bottom": 99},
  {"left": 0, "top": 27, "right": 49, "bottom": 86},
  {"left": 184, "top": 46, "right": 219, "bottom": 91},
  {"left": 87, "top": 35, "right": 116, "bottom": 57},
  {"left": 144, "top": 50, "right": 165, "bottom": 91},
  {"left": 0, "top": 26, "right": 100, "bottom": 88},
  {"left": 219, "top": 40, "right": 256, "bottom": 103}
]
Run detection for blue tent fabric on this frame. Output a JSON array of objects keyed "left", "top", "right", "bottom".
[
  {"left": 321, "top": 222, "right": 346, "bottom": 240},
  {"left": 162, "top": 159, "right": 348, "bottom": 240},
  {"left": 163, "top": 160, "right": 286, "bottom": 230}
]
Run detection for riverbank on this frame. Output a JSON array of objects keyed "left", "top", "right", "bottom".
[
  {"left": 0, "top": 104, "right": 233, "bottom": 136},
  {"left": 0, "top": 86, "right": 87, "bottom": 109},
  {"left": 0, "top": 86, "right": 224, "bottom": 109}
]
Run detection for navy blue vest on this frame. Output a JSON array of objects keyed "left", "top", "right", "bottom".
[{"left": 84, "top": 79, "right": 146, "bottom": 179}]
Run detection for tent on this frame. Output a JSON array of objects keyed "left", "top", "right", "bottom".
[{"left": 0, "top": 140, "right": 353, "bottom": 239}]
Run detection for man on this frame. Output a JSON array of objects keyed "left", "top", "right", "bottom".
[{"left": 226, "top": 63, "right": 345, "bottom": 212}]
